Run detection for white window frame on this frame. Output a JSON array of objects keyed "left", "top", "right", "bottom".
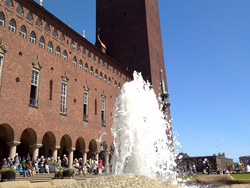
[
  {"left": 72, "top": 57, "right": 77, "bottom": 67},
  {"left": 0, "top": 13, "right": 5, "bottom": 26},
  {"left": 83, "top": 92, "right": 88, "bottom": 121},
  {"left": 60, "top": 82, "right": 67, "bottom": 114},
  {"left": 55, "top": 47, "right": 60, "bottom": 57},
  {"left": 29, "top": 32, "right": 36, "bottom": 44},
  {"left": 39, "top": 37, "right": 45, "bottom": 49},
  {"left": 8, "top": 19, "right": 16, "bottom": 33},
  {"left": 20, "top": 26, "right": 26, "bottom": 38},
  {"left": 62, "top": 51, "right": 67, "bottom": 61},
  {"left": 47, "top": 42, "right": 53, "bottom": 53},
  {"left": 79, "top": 61, "right": 83, "bottom": 70},
  {"left": 0, "top": 54, "right": 4, "bottom": 90},
  {"left": 30, "top": 69, "right": 40, "bottom": 106}
]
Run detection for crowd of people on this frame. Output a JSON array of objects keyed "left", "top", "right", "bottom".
[{"left": 0, "top": 153, "right": 104, "bottom": 178}]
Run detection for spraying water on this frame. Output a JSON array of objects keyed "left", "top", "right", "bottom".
[{"left": 111, "top": 71, "right": 177, "bottom": 182}]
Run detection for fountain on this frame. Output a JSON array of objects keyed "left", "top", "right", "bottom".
[{"left": 111, "top": 71, "right": 177, "bottom": 183}]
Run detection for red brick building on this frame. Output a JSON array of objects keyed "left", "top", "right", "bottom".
[{"left": 0, "top": 0, "right": 170, "bottom": 169}]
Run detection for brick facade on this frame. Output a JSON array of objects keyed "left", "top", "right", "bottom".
[{"left": 0, "top": 0, "right": 171, "bottom": 167}]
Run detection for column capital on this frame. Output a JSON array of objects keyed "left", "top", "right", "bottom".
[
  {"left": 30, "top": 144, "right": 43, "bottom": 149},
  {"left": 50, "top": 146, "right": 60, "bottom": 150},
  {"left": 67, "top": 148, "right": 76, "bottom": 152},
  {"left": 85, "top": 149, "right": 89, "bottom": 153},
  {"left": 7, "top": 141, "right": 21, "bottom": 146}
]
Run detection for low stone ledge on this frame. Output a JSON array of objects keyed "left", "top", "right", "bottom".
[{"left": 0, "top": 181, "right": 32, "bottom": 188}]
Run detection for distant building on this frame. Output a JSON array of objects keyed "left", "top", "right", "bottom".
[
  {"left": 239, "top": 156, "right": 250, "bottom": 167},
  {"left": 176, "top": 153, "right": 234, "bottom": 173}
]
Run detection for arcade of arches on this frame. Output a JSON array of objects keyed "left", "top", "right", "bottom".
[{"left": 0, "top": 124, "right": 111, "bottom": 170}]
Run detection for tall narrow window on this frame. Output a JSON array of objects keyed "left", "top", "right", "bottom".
[
  {"left": 60, "top": 34, "right": 65, "bottom": 41},
  {"left": 20, "top": 25, "right": 26, "bottom": 38},
  {"left": 0, "top": 54, "right": 4, "bottom": 90},
  {"left": 83, "top": 92, "right": 88, "bottom": 121},
  {"left": 108, "top": 77, "right": 111, "bottom": 85},
  {"left": 30, "top": 69, "right": 39, "bottom": 107},
  {"left": 60, "top": 81, "right": 67, "bottom": 114},
  {"left": 39, "top": 36, "right": 45, "bottom": 49},
  {"left": 47, "top": 41, "right": 53, "bottom": 53},
  {"left": 79, "top": 60, "right": 83, "bottom": 70},
  {"left": 8, "top": 19, "right": 16, "bottom": 33},
  {"left": 104, "top": 75, "right": 107, "bottom": 83},
  {"left": 0, "top": 12, "right": 5, "bottom": 26},
  {"left": 90, "top": 66, "right": 93, "bottom": 75},
  {"left": 49, "top": 79, "right": 53, "bottom": 100},
  {"left": 101, "top": 98, "right": 105, "bottom": 127},
  {"left": 72, "top": 56, "right": 77, "bottom": 67},
  {"left": 44, "top": 23, "right": 50, "bottom": 32},
  {"left": 84, "top": 63, "right": 88, "bottom": 72},
  {"left": 99, "top": 72, "right": 103, "bottom": 80},
  {"left": 62, "top": 50, "right": 67, "bottom": 61},
  {"left": 55, "top": 46, "right": 60, "bottom": 57},
  {"left": 95, "top": 99, "right": 97, "bottom": 115},
  {"left": 95, "top": 69, "right": 98, "bottom": 78},
  {"left": 76, "top": 44, "right": 80, "bottom": 51},
  {"left": 29, "top": 31, "right": 36, "bottom": 44}
]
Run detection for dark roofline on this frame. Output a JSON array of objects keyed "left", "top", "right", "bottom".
[{"left": 17, "top": 0, "right": 132, "bottom": 79}]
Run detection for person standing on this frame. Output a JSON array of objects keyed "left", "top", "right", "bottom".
[
  {"left": 206, "top": 160, "right": 211, "bottom": 175},
  {"left": 240, "top": 161, "right": 245, "bottom": 174}
]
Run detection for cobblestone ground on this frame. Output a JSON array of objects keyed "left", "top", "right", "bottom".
[{"left": 48, "top": 174, "right": 183, "bottom": 188}]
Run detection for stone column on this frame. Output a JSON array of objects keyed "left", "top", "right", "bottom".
[
  {"left": 67, "top": 148, "right": 75, "bottom": 169},
  {"left": 7, "top": 141, "right": 21, "bottom": 159},
  {"left": 83, "top": 149, "right": 89, "bottom": 164},
  {"left": 30, "top": 144, "right": 43, "bottom": 160},
  {"left": 50, "top": 146, "right": 60, "bottom": 160},
  {"left": 105, "top": 151, "right": 110, "bottom": 173}
]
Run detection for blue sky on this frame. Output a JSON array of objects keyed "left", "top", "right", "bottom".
[{"left": 35, "top": 0, "right": 250, "bottom": 161}]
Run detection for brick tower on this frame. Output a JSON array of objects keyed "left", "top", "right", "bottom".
[{"left": 96, "top": 0, "right": 171, "bottom": 116}]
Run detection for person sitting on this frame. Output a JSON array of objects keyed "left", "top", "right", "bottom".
[
  {"left": 18, "top": 163, "right": 30, "bottom": 177},
  {"left": 27, "top": 161, "right": 35, "bottom": 177}
]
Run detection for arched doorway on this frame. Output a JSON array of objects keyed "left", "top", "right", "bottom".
[
  {"left": 0, "top": 124, "right": 14, "bottom": 161},
  {"left": 87, "top": 139, "right": 97, "bottom": 160},
  {"left": 58, "top": 134, "right": 72, "bottom": 158},
  {"left": 74, "top": 137, "right": 85, "bottom": 159},
  {"left": 39, "top": 132, "right": 56, "bottom": 158},
  {"left": 17, "top": 128, "right": 37, "bottom": 159}
]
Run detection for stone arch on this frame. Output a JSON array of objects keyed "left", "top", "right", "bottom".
[
  {"left": 74, "top": 137, "right": 85, "bottom": 159},
  {"left": 87, "top": 139, "right": 97, "bottom": 160},
  {"left": 39, "top": 131, "right": 56, "bottom": 158},
  {"left": 17, "top": 128, "right": 37, "bottom": 159},
  {"left": 0, "top": 124, "right": 14, "bottom": 160},
  {"left": 58, "top": 134, "right": 72, "bottom": 158}
]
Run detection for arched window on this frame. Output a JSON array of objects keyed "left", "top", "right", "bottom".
[
  {"left": 93, "top": 55, "right": 96, "bottom": 61},
  {"left": 95, "top": 69, "right": 98, "bottom": 78},
  {"left": 106, "top": 64, "right": 109, "bottom": 70},
  {"left": 0, "top": 12, "right": 5, "bottom": 26},
  {"left": 84, "top": 63, "right": 88, "bottom": 72},
  {"left": 79, "top": 60, "right": 83, "bottom": 70},
  {"left": 72, "top": 56, "right": 77, "bottom": 66},
  {"left": 99, "top": 72, "right": 103, "bottom": 80},
  {"left": 26, "top": 11, "right": 33, "bottom": 21},
  {"left": 52, "top": 29, "right": 58, "bottom": 37},
  {"left": 47, "top": 41, "right": 53, "bottom": 53},
  {"left": 90, "top": 66, "right": 93, "bottom": 75},
  {"left": 39, "top": 36, "right": 45, "bottom": 49},
  {"left": 44, "top": 23, "right": 50, "bottom": 32},
  {"left": 8, "top": 19, "right": 16, "bottom": 33},
  {"left": 60, "top": 34, "right": 65, "bottom": 41},
  {"left": 70, "top": 40, "right": 75, "bottom": 47},
  {"left": 97, "top": 58, "right": 101, "bottom": 65},
  {"left": 36, "top": 18, "right": 42, "bottom": 27},
  {"left": 29, "top": 31, "right": 36, "bottom": 43},
  {"left": 102, "top": 61, "right": 105, "bottom": 67},
  {"left": 116, "top": 70, "right": 119, "bottom": 76},
  {"left": 62, "top": 50, "right": 67, "bottom": 61},
  {"left": 55, "top": 46, "right": 60, "bottom": 57},
  {"left": 114, "top": 81, "right": 117, "bottom": 88},
  {"left": 76, "top": 44, "right": 80, "bottom": 51},
  {"left": 20, "top": 25, "right": 26, "bottom": 38},
  {"left": 104, "top": 75, "right": 107, "bottom": 83},
  {"left": 118, "top": 83, "right": 121, "bottom": 89},
  {"left": 16, "top": 5, "right": 24, "bottom": 15},
  {"left": 108, "top": 77, "right": 111, "bottom": 85},
  {"left": 5, "top": 0, "right": 13, "bottom": 8},
  {"left": 82, "top": 48, "right": 86, "bottom": 55}
]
